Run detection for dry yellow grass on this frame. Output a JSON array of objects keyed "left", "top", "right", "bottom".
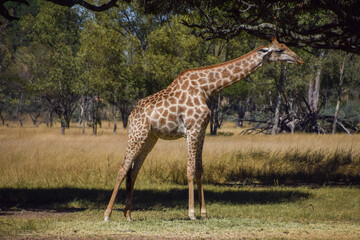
[{"left": 0, "top": 122, "right": 359, "bottom": 188}]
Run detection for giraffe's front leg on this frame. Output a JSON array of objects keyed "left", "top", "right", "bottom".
[
  {"left": 186, "top": 131, "right": 197, "bottom": 220},
  {"left": 196, "top": 124, "right": 208, "bottom": 220},
  {"left": 187, "top": 162, "right": 196, "bottom": 220},
  {"left": 196, "top": 133, "right": 207, "bottom": 219}
]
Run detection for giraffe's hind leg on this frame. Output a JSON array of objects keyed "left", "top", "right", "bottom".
[
  {"left": 124, "top": 134, "right": 158, "bottom": 221},
  {"left": 104, "top": 123, "right": 153, "bottom": 222},
  {"left": 186, "top": 111, "right": 210, "bottom": 220}
]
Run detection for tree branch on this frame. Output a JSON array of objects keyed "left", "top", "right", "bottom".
[
  {"left": 177, "top": 0, "right": 360, "bottom": 54},
  {"left": 0, "top": 0, "right": 121, "bottom": 20},
  {"left": 0, "top": 0, "right": 29, "bottom": 20},
  {"left": 46, "top": 0, "right": 119, "bottom": 12}
]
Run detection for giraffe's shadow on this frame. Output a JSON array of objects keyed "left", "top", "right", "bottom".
[{"left": 0, "top": 186, "right": 310, "bottom": 213}]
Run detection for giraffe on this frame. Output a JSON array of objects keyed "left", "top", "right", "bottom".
[{"left": 104, "top": 37, "right": 304, "bottom": 222}]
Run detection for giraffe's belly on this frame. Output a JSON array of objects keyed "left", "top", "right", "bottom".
[{"left": 150, "top": 121, "right": 187, "bottom": 140}]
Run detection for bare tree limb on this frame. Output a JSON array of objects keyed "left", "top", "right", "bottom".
[
  {"left": 0, "top": 0, "right": 121, "bottom": 20},
  {"left": 0, "top": 0, "right": 29, "bottom": 20},
  {"left": 46, "top": 0, "right": 119, "bottom": 12},
  {"left": 337, "top": 121, "right": 352, "bottom": 135}
]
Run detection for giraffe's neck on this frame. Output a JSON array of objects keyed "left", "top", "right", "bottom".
[{"left": 192, "top": 46, "right": 266, "bottom": 99}]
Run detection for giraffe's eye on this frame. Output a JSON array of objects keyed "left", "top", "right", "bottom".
[
  {"left": 258, "top": 48, "right": 269, "bottom": 53},
  {"left": 277, "top": 49, "right": 284, "bottom": 53}
]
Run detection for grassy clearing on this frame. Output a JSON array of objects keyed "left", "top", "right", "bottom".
[
  {"left": 1, "top": 123, "right": 360, "bottom": 239},
  {"left": 1, "top": 184, "right": 360, "bottom": 239}
]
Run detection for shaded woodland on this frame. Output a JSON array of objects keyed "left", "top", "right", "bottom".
[{"left": 1, "top": 0, "right": 359, "bottom": 135}]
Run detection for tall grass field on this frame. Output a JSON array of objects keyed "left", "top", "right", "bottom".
[{"left": 1, "top": 122, "right": 360, "bottom": 239}]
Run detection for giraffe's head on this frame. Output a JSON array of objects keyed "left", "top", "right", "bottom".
[{"left": 258, "top": 37, "right": 304, "bottom": 65}]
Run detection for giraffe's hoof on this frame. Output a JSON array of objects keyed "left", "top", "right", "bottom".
[
  {"left": 201, "top": 213, "right": 207, "bottom": 220},
  {"left": 189, "top": 213, "right": 196, "bottom": 220},
  {"left": 124, "top": 211, "right": 132, "bottom": 221},
  {"left": 104, "top": 216, "right": 110, "bottom": 222}
]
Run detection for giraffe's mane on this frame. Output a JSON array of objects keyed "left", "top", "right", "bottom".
[{"left": 176, "top": 45, "right": 266, "bottom": 79}]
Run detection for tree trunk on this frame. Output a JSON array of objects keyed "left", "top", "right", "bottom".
[
  {"left": 78, "top": 96, "right": 85, "bottom": 126},
  {"left": 236, "top": 102, "right": 245, "bottom": 127},
  {"left": 82, "top": 115, "right": 86, "bottom": 135},
  {"left": 118, "top": 101, "right": 130, "bottom": 129},
  {"left": 0, "top": 112, "right": 4, "bottom": 125},
  {"left": 271, "top": 65, "right": 286, "bottom": 135},
  {"left": 92, "top": 97, "right": 97, "bottom": 135},
  {"left": 16, "top": 92, "right": 24, "bottom": 127},
  {"left": 307, "top": 50, "right": 325, "bottom": 134},
  {"left": 121, "top": 110, "right": 128, "bottom": 128},
  {"left": 312, "top": 67, "right": 321, "bottom": 113},
  {"left": 48, "top": 111, "right": 53, "bottom": 127},
  {"left": 216, "top": 93, "right": 223, "bottom": 128},
  {"left": 60, "top": 118, "right": 66, "bottom": 135},
  {"left": 81, "top": 97, "right": 86, "bottom": 135},
  {"left": 29, "top": 112, "right": 41, "bottom": 127},
  {"left": 308, "top": 50, "right": 325, "bottom": 114},
  {"left": 83, "top": 97, "right": 92, "bottom": 134},
  {"left": 209, "top": 94, "right": 221, "bottom": 135},
  {"left": 332, "top": 54, "right": 348, "bottom": 134},
  {"left": 113, "top": 91, "right": 117, "bottom": 136},
  {"left": 65, "top": 115, "right": 71, "bottom": 129},
  {"left": 92, "top": 95, "right": 101, "bottom": 136},
  {"left": 79, "top": 96, "right": 90, "bottom": 135}
]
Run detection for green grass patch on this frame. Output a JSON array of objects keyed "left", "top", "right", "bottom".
[{"left": 1, "top": 183, "right": 360, "bottom": 239}]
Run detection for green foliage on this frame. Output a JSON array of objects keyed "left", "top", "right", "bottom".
[
  {"left": 0, "top": 1, "right": 359, "bottom": 131},
  {"left": 16, "top": 2, "right": 81, "bottom": 95},
  {"left": 144, "top": 18, "right": 204, "bottom": 91},
  {"left": 78, "top": 20, "right": 127, "bottom": 94},
  {"left": 20, "top": 2, "right": 79, "bottom": 49}
]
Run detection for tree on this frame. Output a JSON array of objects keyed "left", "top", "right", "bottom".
[
  {"left": 4, "top": 1, "right": 360, "bottom": 54},
  {"left": 1, "top": 0, "right": 359, "bottom": 135},
  {"left": 104, "top": 1, "right": 161, "bottom": 129},
  {"left": 0, "top": 0, "right": 39, "bottom": 125},
  {"left": 77, "top": 8, "right": 130, "bottom": 134},
  {"left": 141, "top": 0, "right": 360, "bottom": 54},
  {"left": 332, "top": 53, "right": 348, "bottom": 134},
  {"left": 0, "top": 67, "right": 27, "bottom": 126},
  {"left": 16, "top": 2, "right": 82, "bottom": 134},
  {"left": 144, "top": 17, "right": 234, "bottom": 135},
  {"left": 321, "top": 52, "right": 359, "bottom": 134},
  {"left": 144, "top": 19, "right": 203, "bottom": 92}
]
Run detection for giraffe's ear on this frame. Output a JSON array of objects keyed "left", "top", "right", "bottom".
[{"left": 257, "top": 48, "right": 269, "bottom": 53}]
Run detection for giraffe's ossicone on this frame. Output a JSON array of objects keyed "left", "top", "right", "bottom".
[{"left": 104, "top": 37, "right": 304, "bottom": 222}]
